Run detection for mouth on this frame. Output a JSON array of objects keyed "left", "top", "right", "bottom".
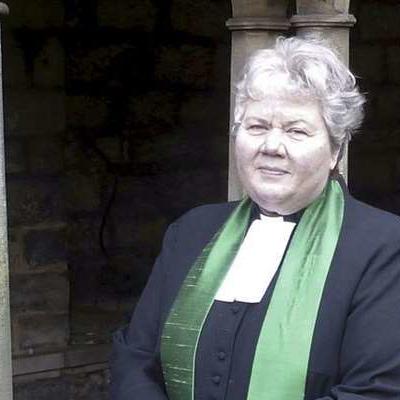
[{"left": 257, "top": 166, "right": 289, "bottom": 176}]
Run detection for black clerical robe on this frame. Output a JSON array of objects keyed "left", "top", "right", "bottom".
[{"left": 110, "top": 189, "right": 400, "bottom": 400}]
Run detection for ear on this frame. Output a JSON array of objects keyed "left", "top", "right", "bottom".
[{"left": 330, "top": 145, "right": 342, "bottom": 171}]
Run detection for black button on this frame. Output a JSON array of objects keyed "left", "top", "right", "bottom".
[
  {"left": 231, "top": 305, "right": 240, "bottom": 314},
  {"left": 217, "top": 351, "right": 226, "bottom": 361},
  {"left": 212, "top": 375, "right": 221, "bottom": 384}
]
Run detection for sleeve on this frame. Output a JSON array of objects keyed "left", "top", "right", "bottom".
[
  {"left": 317, "top": 239, "right": 400, "bottom": 400},
  {"left": 109, "top": 222, "right": 179, "bottom": 400}
]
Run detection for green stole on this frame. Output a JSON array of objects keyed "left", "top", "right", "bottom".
[{"left": 160, "top": 179, "right": 344, "bottom": 400}]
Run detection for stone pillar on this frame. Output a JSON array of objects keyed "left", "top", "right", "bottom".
[
  {"left": 227, "top": 0, "right": 290, "bottom": 200},
  {"left": 0, "top": 4, "right": 13, "bottom": 399},
  {"left": 291, "top": 0, "right": 356, "bottom": 179}
]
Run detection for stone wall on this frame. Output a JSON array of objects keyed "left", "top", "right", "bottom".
[
  {"left": 63, "top": 0, "right": 230, "bottom": 323},
  {"left": 3, "top": 0, "right": 231, "bottom": 360},
  {"left": 349, "top": 0, "right": 400, "bottom": 212},
  {"left": 3, "top": 2, "right": 69, "bottom": 356},
  {"left": 2, "top": 0, "right": 400, "bottom": 398}
]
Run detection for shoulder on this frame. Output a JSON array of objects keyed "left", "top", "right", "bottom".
[
  {"left": 177, "top": 201, "right": 238, "bottom": 226},
  {"left": 345, "top": 194, "right": 400, "bottom": 242},
  {"left": 161, "top": 201, "right": 239, "bottom": 251}
]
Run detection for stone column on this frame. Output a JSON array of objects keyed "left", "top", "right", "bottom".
[
  {"left": 227, "top": 0, "right": 290, "bottom": 200},
  {"left": 0, "top": 4, "right": 13, "bottom": 399},
  {"left": 291, "top": 0, "right": 356, "bottom": 179}
]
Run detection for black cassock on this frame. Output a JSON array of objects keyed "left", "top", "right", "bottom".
[{"left": 110, "top": 187, "right": 400, "bottom": 400}]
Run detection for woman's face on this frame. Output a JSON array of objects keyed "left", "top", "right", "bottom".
[{"left": 235, "top": 97, "right": 339, "bottom": 215}]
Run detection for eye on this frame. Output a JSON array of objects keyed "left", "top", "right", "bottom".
[
  {"left": 247, "top": 125, "right": 268, "bottom": 136},
  {"left": 287, "top": 128, "right": 308, "bottom": 138}
]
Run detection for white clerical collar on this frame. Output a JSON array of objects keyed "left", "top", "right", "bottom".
[{"left": 215, "top": 215, "right": 296, "bottom": 303}]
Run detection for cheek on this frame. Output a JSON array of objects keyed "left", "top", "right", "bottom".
[
  {"left": 293, "top": 145, "right": 334, "bottom": 174},
  {"left": 235, "top": 134, "right": 261, "bottom": 159}
]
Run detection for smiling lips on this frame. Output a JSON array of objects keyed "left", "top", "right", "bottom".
[{"left": 257, "top": 165, "right": 289, "bottom": 176}]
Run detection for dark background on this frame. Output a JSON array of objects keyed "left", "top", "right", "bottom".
[{"left": 3, "top": 0, "right": 400, "bottom": 398}]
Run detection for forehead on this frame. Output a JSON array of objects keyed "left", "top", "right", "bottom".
[{"left": 243, "top": 97, "right": 322, "bottom": 124}]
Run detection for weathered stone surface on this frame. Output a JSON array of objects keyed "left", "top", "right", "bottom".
[
  {"left": 95, "top": 137, "right": 122, "bottom": 163},
  {"left": 7, "top": 177, "right": 64, "bottom": 226},
  {"left": 66, "top": 216, "right": 101, "bottom": 255},
  {"left": 68, "top": 45, "right": 125, "bottom": 83},
  {"left": 23, "top": 228, "right": 66, "bottom": 267},
  {"left": 69, "top": 254, "right": 105, "bottom": 305},
  {"left": 387, "top": 46, "right": 400, "bottom": 84},
  {"left": 10, "top": 270, "right": 69, "bottom": 313},
  {"left": 16, "top": 313, "right": 69, "bottom": 351},
  {"left": 349, "top": 150, "right": 395, "bottom": 200},
  {"left": 127, "top": 90, "right": 178, "bottom": 133},
  {"left": 66, "top": 96, "right": 108, "bottom": 129},
  {"left": 179, "top": 94, "right": 229, "bottom": 136},
  {"left": 351, "top": 44, "right": 385, "bottom": 83},
  {"left": 5, "top": 137, "right": 27, "bottom": 174},
  {"left": 171, "top": 0, "right": 229, "bottom": 38},
  {"left": 27, "top": 136, "right": 63, "bottom": 174},
  {"left": 359, "top": 3, "right": 400, "bottom": 40},
  {"left": 4, "top": 0, "right": 64, "bottom": 29},
  {"left": 376, "top": 86, "right": 400, "bottom": 124},
  {"left": 6, "top": 90, "right": 66, "bottom": 137},
  {"left": 8, "top": 229, "right": 23, "bottom": 273},
  {"left": 14, "top": 369, "right": 109, "bottom": 400},
  {"left": 34, "top": 37, "right": 65, "bottom": 88},
  {"left": 66, "top": 173, "right": 102, "bottom": 212},
  {"left": 107, "top": 213, "right": 166, "bottom": 249},
  {"left": 97, "top": 0, "right": 157, "bottom": 31},
  {"left": 155, "top": 45, "right": 215, "bottom": 89},
  {"left": 3, "top": 33, "right": 29, "bottom": 88},
  {"left": 297, "top": 0, "right": 349, "bottom": 14}
]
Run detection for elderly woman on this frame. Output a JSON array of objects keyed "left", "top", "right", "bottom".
[{"left": 110, "top": 37, "right": 400, "bottom": 400}]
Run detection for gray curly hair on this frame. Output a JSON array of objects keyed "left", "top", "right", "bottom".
[{"left": 233, "top": 36, "right": 366, "bottom": 152}]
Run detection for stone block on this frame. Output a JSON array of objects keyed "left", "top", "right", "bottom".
[
  {"left": 127, "top": 90, "right": 177, "bottom": 133},
  {"left": 349, "top": 150, "right": 395, "bottom": 200},
  {"left": 7, "top": 177, "right": 64, "bottom": 226},
  {"left": 16, "top": 312, "right": 69, "bottom": 351},
  {"left": 376, "top": 86, "right": 400, "bottom": 124},
  {"left": 66, "top": 216, "right": 101, "bottom": 255},
  {"left": 68, "top": 45, "right": 124, "bottom": 84},
  {"left": 5, "top": 0, "right": 64, "bottom": 29},
  {"left": 26, "top": 136, "right": 63, "bottom": 175},
  {"left": 68, "top": 254, "right": 105, "bottom": 305},
  {"left": 5, "top": 137, "right": 27, "bottom": 174},
  {"left": 102, "top": 209, "right": 166, "bottom": 256},
  {"left": 387, "top": 46, "right": 400, "bottom": 84},
  {"left": 23, "top": 227, "right": 66, "bottom": 267},
  {"left": 359, "top": 3, "right": 400, "bottom": 40},
  {"left": 33, "top": 37, "right": 65, "bottom": 88},
  {"left": 8, "top": 229, "right": 23, "bottom": 273},
  {"left": 3, "top": 32, "right": 29, "bottom": 88},
  {"left": 171, "top": 0, "right": 229, "bottom": 38},
  {"left": 66, "top": 173, "right": 102, "bottom": 213},
  {"left": 66, "top": 96, "right": 108, "bottom": 129},
  {"left": 351, "top": 44, "right": 385, "bottom": 83},
  {"left": 10, "top": 270, "right": 69, "bottom": 313},
  {"left": 95, "top": 137, "right": 122, "bottom": 163},
  {"left": 14, "top": 370, "right": 109, "bottom": 400},
  {"left": 5, "top": 90, "right": 66, "bottom": 137},
  {"left": 97, "top": 0, "right": 156, "bottom": 31},
  {"left": 179, "top": 94, "right": 228, "bottom": 134},
  {"left": 155, "top": 45, "right": 215, "bottom": 89}
]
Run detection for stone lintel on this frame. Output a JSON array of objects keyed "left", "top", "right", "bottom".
[
  {"left": 226, "top": 17, "right": 290, "bottom": 31},
  {"left": 0, "top": 3, "right": 9, "bottom": 16},
  {"left": 290, "top": 13, "right": 356, "bottom": 28}
]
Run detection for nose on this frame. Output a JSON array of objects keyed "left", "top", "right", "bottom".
[{"left": 260, "top": 128, "right": 285, "bottom": 156}]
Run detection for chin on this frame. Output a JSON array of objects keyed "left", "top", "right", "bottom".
[{"left": 251, "top": 191, "right": 289, "bottom": 213}]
